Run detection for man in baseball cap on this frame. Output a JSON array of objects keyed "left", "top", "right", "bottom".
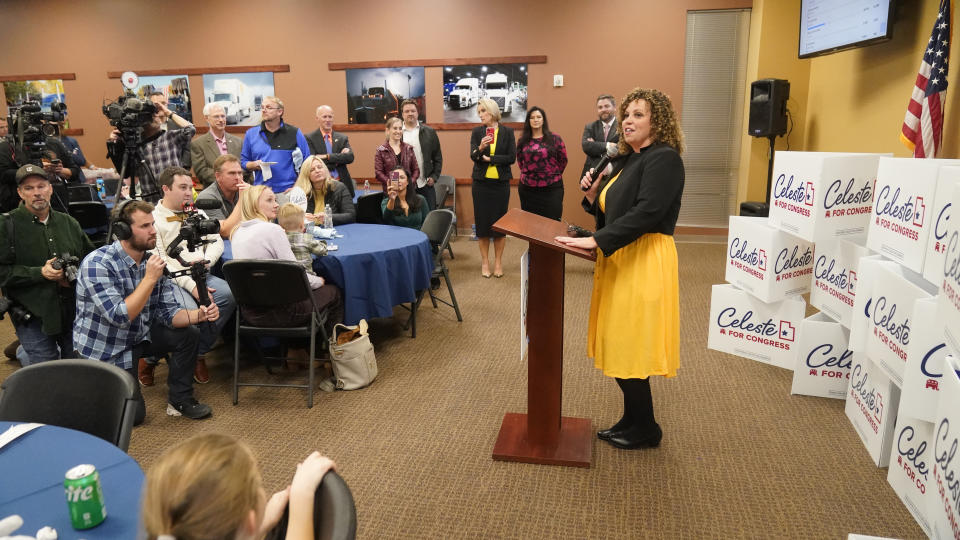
[{"left": 0, "top": 164, "right": 94, "bottom": 364}]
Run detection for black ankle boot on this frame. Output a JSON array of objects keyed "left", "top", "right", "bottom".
[{"left": 606, "top": 423, "right": 663, "bottom": 450}]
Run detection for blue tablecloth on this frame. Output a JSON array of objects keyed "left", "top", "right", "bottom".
[
  {"left": 313, "top": 223, "right": 432, "bottom": 325},
  {"left": 0, "top": 421, "right": 144, "bottom": 539},
  {"left": 221, "top": 223, "right": 432, "bottom": 326}
]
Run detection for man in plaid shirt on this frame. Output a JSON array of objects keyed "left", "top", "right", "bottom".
[
  {"left": 106, "top": 98, "right": 196, "bottom": 203},
  {"left": 73, "top": 200, "right": 217, "bottom": 421}
]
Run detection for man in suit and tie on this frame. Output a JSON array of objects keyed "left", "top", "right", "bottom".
[
  {"left": 191, "top": 104, "right": 251, "bottom": 188},
  {"left": 580, "top": 94, "right": 619, "bottom": 179},
  {"left": 306, "top": 105, "right": 356, "bottom": 198}
]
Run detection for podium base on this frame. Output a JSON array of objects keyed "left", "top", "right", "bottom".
[{"left": 492, "top": 413, "right": 592, "bottom": 468}]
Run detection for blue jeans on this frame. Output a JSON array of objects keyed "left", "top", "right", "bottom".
[
  {"left": 173, "top": 274, "right": 236, "bottom": 355},
  {"left": 13, "top": 317, "right": 73, "bottom": 365}
]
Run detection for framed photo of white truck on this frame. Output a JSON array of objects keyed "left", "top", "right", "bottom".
[
  {"left": 201, "top": 72, "right": 275, "bottom": 127},
  {"left": 443, "top": 63, "right": 528, "bottom": 123}
]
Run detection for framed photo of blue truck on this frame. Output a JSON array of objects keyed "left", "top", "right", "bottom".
[
  {"left": 201, "top": 72, "right": 276, "bottom": 126},
  {"left": 134, "top": 75, "right": 193, "bottom": 120},
  {"left": 443, "top": 63, "right": 527, "bottom": 123},
  {"left": 345, "top": 67, "right": 425, "bottom": 125}
]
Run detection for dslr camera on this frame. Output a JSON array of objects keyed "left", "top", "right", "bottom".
[
  {"left": 51, "top": 253, "right": 80, "bottom": 283},
  {"left": 0, "top": 297, "right": 33, "bottom": 326},
  {"left": 177, "top": 205, "right": 220, "bottom": 253}
]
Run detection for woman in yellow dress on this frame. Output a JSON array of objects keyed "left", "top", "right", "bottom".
[{"left": 556, "top": 88, "right": 684, "bottom": 450}]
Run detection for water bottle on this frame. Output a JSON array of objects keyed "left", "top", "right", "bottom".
[
  {"left": 324, "top": 204, "right": 333, "bottom": 229},
  {"left": 471, "top": 223, "right": 478, "bottom": 241},
  {"left": 363, "top": 178, "right": 371, "bottom": 196},
  {"left": 95, "top": 176, "right": 105, "bottom": 200}
]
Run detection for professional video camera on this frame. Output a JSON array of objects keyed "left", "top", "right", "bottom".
[
  {"left": 8, "top": 100, "right": 67, "bottom": 162},
  {"left": 51, "top": 253, "right": 80, "bottom": 283},
  {"left": 0, "top": 297, "right": 33, "bottom": 326},
  {"left": 102, "top": 93, "right": 157, "bottom": 146},
  {"left": 163, "top": 201, "right": 221, "bottom": 307}
]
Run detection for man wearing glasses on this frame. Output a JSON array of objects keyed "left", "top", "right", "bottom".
[{"left": 240, "top": 96, "right": 311, "bottom": 194}]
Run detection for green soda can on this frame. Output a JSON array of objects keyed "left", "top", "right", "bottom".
[{"left": 64, "top": 464, "right": 107, "bottom": 529}]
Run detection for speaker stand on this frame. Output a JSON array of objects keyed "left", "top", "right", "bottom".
[{"left": 764, "top": 135, "right": 776, "bottom": 204}]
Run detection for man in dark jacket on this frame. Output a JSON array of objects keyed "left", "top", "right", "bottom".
[
  {"left": 0, "top": 164, "right": 95, "bottom": 364},
  {"left": 400, "top": 99, "right": 443, "bottom": 210},
  {"left": 306, "top": 105, "right": 356, "bottom": 198},
  {"left": 580, "top": 94, "right": 620, "bottom": 180}
]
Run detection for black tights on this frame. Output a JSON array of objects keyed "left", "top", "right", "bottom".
[{"left": 613, "top": 377, "right": 657, "bottom": 432}]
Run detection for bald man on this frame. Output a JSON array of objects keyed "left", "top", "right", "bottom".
[{"left": 305, "top": 105, "right": 356, "bottom": 198}]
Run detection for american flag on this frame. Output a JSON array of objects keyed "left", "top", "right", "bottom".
[{"left": 900, "top": 0, "right": 952, "bottom": 158}]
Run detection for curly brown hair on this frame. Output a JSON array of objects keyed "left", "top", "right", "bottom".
[{"left": 616, "top": 88, "right": 684, "bottom": 156}]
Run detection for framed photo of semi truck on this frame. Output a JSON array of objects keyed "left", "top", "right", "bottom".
[
  {"left": 201, "top": 72, "right": 276, "bottom": 126},
  {"left": 443, "top": 63, "right": 527, "bottom": 123}
]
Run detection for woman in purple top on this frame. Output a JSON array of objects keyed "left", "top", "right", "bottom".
[{"left": 516, "top": 106, "right": 568, "bottom": 221}]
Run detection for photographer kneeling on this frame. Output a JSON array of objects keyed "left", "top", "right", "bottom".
[
  {"left": 147, "top": 166, "right": 236, "bottom": 385},
  {"left": 0, "top": 164, "right": 94, "bottom": 364}
]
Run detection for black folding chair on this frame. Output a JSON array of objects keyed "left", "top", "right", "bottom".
[
  {"left": 68, "top": 201, "right": 110, "bottom": 246},
  {"left": 0, "top": 359, "right": 139, "bottom": 451},
  {"left": 435, "top": 175, "right": 457, "bottom": 258},
  {"left": 355, "top": 192, "right": 386, "bottom": 224},
  {"left": 264, "top": 470, "right": 357, "bottom": 540},
  {"left": 222, "top": 259, "right": 331, "bottom": 408},
  {"left": 67, "top": 184, "right": 99, "bottom": 202},
  {"left": 414, "top": 209, "right": 463, "bottom": 324}
]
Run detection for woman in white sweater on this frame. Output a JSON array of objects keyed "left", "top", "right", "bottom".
[{"left": 231, "top": 185, "right": 342, "bottom": 327}]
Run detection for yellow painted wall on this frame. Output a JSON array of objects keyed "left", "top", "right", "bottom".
[
  {"left": 737, "top": 0, "right": 809, "bottom": 205},
  {"left": 804, "top": 0, "right": 960, "bottom": 158},
  {"left": 739, "top": 0, "right": 960, "bottom": 208}
]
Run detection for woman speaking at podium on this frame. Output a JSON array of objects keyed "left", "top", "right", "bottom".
[{"left": 556, "top": 88, "right": 684, "bottom": 450}]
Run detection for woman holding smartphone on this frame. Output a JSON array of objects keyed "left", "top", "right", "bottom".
[
  {"left": 381, "top": 166, "right": 428, "bottom": 229},
  {"left": 374, "top": 117, "right": 419, "bottom": 193},
  {"left": 469, "top": 98, "right": 516, "bottom": 278},
  {"left": 556, "top": 88, "right": 685, "bottom": 450},
  {"left": 516, "top": 106, "right": 568, "bottom": 220}
]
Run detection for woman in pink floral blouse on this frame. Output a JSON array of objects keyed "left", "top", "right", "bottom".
[{"left": 516, "top": 106, "right": 568, "bottom": 220}]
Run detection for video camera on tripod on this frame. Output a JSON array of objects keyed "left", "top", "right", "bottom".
[
  {"left": 8, "top": 100, "right": 67, "bottom": 164},
  {"left": 102, "top": 92, "right": 157, "bottom": 149},
  {"left": 162, "top": 200, "right": 222, "bottom": 307}
]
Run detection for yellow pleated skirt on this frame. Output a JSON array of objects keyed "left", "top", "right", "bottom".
[{"left": 587, "top": 232, "right": 680, "bottom": 379}]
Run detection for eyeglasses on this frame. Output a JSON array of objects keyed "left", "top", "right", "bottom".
[{"left": 262, "top": 105, "right": 281, "bottom": 111}]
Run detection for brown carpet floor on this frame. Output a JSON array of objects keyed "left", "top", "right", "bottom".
[{"left": 0, "top": 237, "right": 921, "bottom": 539}]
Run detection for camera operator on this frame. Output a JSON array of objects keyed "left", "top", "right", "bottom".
[
  {"left": 0, "top": 164, "right": 94, "bottom": 364},
  {"left": 0, "top": 112, "right": 83, "bottom": 213},
  {"left": 145, "top": 166, "right": 235, "bottom": 385},
  {"left": 106, "top": 97, "right": 195, "bottom": 203},
  {"left": 74, "top": 199, "right": 216, "bottom": 421}
]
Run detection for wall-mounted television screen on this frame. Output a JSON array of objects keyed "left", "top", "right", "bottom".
[{"left": 799, "top": 0, "right": 896, "bottom": 59}]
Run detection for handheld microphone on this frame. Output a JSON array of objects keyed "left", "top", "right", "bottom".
[
  {"left": 192, "top": 199, "right": 223, "bottom": 210},
  {"left": 581, "top": 155, "right": 613, "bottom": 192}
]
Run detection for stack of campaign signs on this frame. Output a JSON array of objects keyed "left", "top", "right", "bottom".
[{"left": 708, "top": 151, "right": 960, "bottom": 537}]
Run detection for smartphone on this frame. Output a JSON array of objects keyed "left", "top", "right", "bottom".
[
  {"left": 390, "top": 170, "right": 400, "bottom": 190},
  {"left": 485, "top": 127, "right": 495, "bottom": 139}
]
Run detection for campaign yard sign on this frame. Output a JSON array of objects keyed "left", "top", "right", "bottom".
[
  {"left": 901, "top": 298, "right": 952, "bottom": 423},
  {"left": 791, "top": 313, "right": 852, "bottom": 399},
  {"left": 887, "top": 415, "right": 934, "bottom": 537},
  {"left": 725, "top": 216, "right": 814, "bottom": 303},
  {"left": 924, "top": 172, "right": 959, "bottom": 286},
  {"left": 845, "top": 353, "right": 901, "bottom": 467},
  {"left": 849, "top": 256, "right": 901, "bottom": 353},
  {"left": 810, "top": 236, "right": 869, "bottom": 328},
  {"left": 938, "top": 175, "right": 960, "bottom": 358},
  {"left": 768, "top": 151, "right": 882, "bottom": 242},
  {"left": 707, "top": 284, "right": 806, "bottom": 370},
  {"left": 865, "top": 265, "right": 938, "bottom": 387},
  {"left": 928, "top": 355, "right": 960, "bottom": 540},
  {"left": 867, "top": 157, "right": 960, "bottom": 274}
]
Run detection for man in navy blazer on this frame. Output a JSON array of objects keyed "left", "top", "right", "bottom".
[
  {"left": 580, "top": 94, "right": 620, "bottom": 179},
  {"left": 306, "top": 105, "right": 356, "bottom": 198}
]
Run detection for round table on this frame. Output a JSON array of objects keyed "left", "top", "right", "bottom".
[
  {"left": 313, "top": 223, "right": 432, "bottom": 325},
  {"left": 0, "top": 421, "right": 144, "bottom": 539}
]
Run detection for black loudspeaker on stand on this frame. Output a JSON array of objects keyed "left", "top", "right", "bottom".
[{"left": 741, "top": 78, "right": 790, "bottom": 218}]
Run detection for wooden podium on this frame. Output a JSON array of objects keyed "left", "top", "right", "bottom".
[{"left": 491, "top": 208, "right": 596, "bottom": 468}]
